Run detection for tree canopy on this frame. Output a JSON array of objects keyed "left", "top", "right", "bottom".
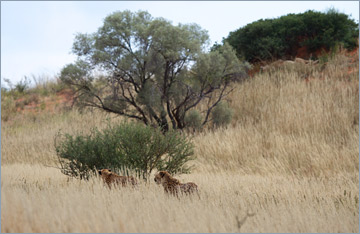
[
  {"left": 224, "top": 9, "right": 359, "bottom": 62},
  {"left": 60, "top": 10, "right": 249, "bottom": 132}
]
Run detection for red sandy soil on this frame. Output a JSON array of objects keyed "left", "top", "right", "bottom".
[{"left": 15, "top": 89, "right": 74, "bottom": 114}]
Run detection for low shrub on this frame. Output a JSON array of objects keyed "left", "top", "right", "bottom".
[
  {"left": 212, "top": 101, "right": 233, "bottom": 128},
  {"left": 184, "top": 109, "right": 203, "bottom": 131},
  {"left": 55, "top": 121, "right": 195, "bottom": 180}
]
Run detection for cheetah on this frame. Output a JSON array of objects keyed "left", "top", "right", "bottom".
[
  {"left": 98, "top": 169, "right": 138, "bottom": 188},
  {"left": 154, "top": 171, "right": 199, "bottom": 197}
]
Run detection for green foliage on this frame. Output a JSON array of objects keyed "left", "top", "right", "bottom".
[
  {"left": 55, "top": 121, "right": 195, "bottom": 180},
  {"left": 60, "top": 10, "right": 249, "bottom": 132},
  {"left": 15, "top": 76, "right": 31, "bottom": 93},
  {"left": 60, "top": 60, "right": 92, "bottom": 85},
  {"left": 184, "top": 109, "right": 202, "bottom": 131},
  {"left": 210, "top": 41, "right": 223, "bottom": 52},
  {"left": 225, "top": 9, "right": 359, "bottom": 62},
  {"left": 212, "top": 101, "right": 233, "bottom": 128}
]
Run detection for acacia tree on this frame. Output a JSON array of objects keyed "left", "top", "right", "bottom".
[{"left": 60, "top": 10, "right": 249, "bottom": 132}]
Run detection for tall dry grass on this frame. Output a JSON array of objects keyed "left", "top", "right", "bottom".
[
  {"left": 1, "top": 52, "right": 359, "bottom": 232},
  {"left": 194, "top": 54, "right": 359, "bottom": 176},
  {"left": 1, "top": 164, "right": 358, "bottom": 233}
]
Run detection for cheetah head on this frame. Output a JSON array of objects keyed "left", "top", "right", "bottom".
[
  {"left": 98, "top": 169, "right": 112, "bottom": 177},
  {"left": 154, "top": 171, "right": 170, "bottom": 184}
]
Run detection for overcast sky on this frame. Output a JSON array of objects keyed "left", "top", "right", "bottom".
[{"left": 1, "top": 1, "right": 359, "bottom": 86}]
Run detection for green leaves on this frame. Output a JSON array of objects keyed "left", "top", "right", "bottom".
[
  {"left": 55, "top": 122, "right": 195, "bottom": 180},
  {"left": 60, "top": 60, "right": 92, "bottom": 84},
  {"left": 72, "top": 33, "right": 95, "bottom": 57},
  {"left": 212, "top": 101, "right": 234, "bottom": 128},
  {"left": 184, "top": 109, "right": 202, "bottom": 131},
  {"left": 225, "top": 9, "right": 359, "bottom": 62},
  {"left": 60, "top": 10, "right": 247, "bottom": 131},
  {"left": 136, "top": 80, "right": 162, "bottom": 111},
  {"left": 103, "top": 95, "right": 128, "bottom": 113},
  {"left": 191, "top": 43, "right": 247, "bottom": 87}
]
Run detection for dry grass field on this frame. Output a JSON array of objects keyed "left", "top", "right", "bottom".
[
  {"left": 1, "top": 51, "right": 359, "bottom": 232},
  {"left": 1, "top": 164, "right": 358, "bottom": 233}
]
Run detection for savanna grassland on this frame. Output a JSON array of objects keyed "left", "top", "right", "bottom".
[{"left": 1, "top": 51, "right": 359, "bottom": 232}]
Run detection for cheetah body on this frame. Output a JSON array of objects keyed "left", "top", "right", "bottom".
[
  {"left": 98, "top": 169, "right": 138, "bottom": 188},
  {"left": 154, "top": 171, "right": 198, "bottom": 196}
]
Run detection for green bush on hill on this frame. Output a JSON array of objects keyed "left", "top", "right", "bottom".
[{"left": 224, "top": 9, "right": 359, "bottom": 62}]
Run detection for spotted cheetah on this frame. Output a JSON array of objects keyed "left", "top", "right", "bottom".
[
  {"left": 98, "top": 169, "right": 138, "bottom": 188},
  {"left": 154, "top": 171, "right": 199, "bottom": 197}
]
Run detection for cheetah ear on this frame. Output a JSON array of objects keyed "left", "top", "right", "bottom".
[
  {"left": 159, "top": 171, "right": 165, "bottom": 177},
  {"left": 98, "top": 170, "right": 102, "bottom": 175}
]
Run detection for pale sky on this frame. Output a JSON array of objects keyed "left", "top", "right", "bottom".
[{"left": 1, "top": 1, "right": 359, "bottom": 87}]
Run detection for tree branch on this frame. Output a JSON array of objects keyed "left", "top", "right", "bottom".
[{"left": 202, "top": 83, "right": 233, "bottom": 126}]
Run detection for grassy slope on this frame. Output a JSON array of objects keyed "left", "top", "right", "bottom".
[{"left": 1, "top": 51, "right": 359, "bottom": 232}]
